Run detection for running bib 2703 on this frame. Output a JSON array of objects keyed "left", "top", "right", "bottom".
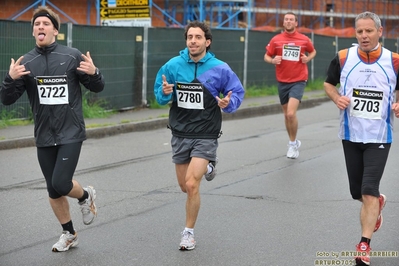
[{"left": 350, "top": 88, "right": 383, "bottom": 119}]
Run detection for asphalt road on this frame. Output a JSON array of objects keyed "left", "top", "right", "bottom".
[{"left": 1, "top": 101, "right": 398, "bottom": 266}]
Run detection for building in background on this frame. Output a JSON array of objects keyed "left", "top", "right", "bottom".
[{"left": 0, "top": 0, "right": 398, "bottom": 37}]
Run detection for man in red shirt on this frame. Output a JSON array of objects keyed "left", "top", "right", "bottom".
[{"left": 264, "top": 12, "right": 316, "bottom": 159}]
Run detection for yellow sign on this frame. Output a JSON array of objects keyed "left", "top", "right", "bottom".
[
  {"left": 100, "top": 7, "right": 150, "bottom": 19},
  {"left": 100, "top": 0, "right": 150, "bottom": 19},
  {"left": 100, "top": 0, "right": 108, "bottom": 7}
]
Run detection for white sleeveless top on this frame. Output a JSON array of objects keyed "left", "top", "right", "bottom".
[{"left": 339, "top": 46, "right": 396, "bottom": 143}]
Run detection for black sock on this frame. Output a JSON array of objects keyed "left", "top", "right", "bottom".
[
  {"left": 78, "top": 189, "right": 88, "bottom": 203},
  {"left": 61, "top": 220, "right": 75, "bottom": 235},
  {"left": 360, "top": 237, "right": 371, "bottom": 245}
]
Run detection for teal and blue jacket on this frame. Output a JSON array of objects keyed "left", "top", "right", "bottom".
[{"left": 154, "top": 48, "right": 245, "bottom": 139}]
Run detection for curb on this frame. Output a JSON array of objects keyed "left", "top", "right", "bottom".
[{"left": 0, "top": 97, "right": 329, "bottom": 150}]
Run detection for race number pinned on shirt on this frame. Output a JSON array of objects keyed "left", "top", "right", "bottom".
[
  {"left": 282, "top": 45, "right": 300, "bottom": 61},
  {"left": 176, "top": 82, "right": 204, "bottom": 109},
  {"left": 36, "top": 75, "right": 69, "bottom": 105},
  {"left": 350, "top": 88, "right": 383, "bottom": 119}
]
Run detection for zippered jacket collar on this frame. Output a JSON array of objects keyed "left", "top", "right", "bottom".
[
  {"left": 179, "top": 47, "right": 215, "bottom": 63},
  {"left": 35, "top": 41, "right": 57, "bottom": 55}
]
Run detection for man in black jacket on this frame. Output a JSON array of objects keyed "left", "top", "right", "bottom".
[{"left": 0, "top": 6, "right": 105, "bottom": 252}]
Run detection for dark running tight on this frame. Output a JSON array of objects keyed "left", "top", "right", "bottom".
[
  {"left": 37, "top": 142, "right": 82, "bottom": 199},
  {"left": 342, "top": 140, "right": 390, "bottom": 199}
]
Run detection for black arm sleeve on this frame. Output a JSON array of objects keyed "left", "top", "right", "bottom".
[
  {"left": 396, "top": 71, "right": 399, "bottom": 91},
  {"left": 0, "top": 73, "right": 26, "bottom": 105},
  {"left": 325, "top": 54, "right": 341, "bottom": 86}
]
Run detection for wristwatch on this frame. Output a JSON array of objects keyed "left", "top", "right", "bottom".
[{"left": 94, "top": 67, "right": 99, "bottom": 76}]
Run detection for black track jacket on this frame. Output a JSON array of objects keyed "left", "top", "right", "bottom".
[{"left": 0, "top": 42, "right": 105, "bottom": 147}]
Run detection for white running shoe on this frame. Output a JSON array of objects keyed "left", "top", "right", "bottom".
[
  {"left": 79, "top": 186, "right": 97, "bottom": 225},
  {"left": 287, "top": 140, "right": 301, "bottom": 159},
  {"left": 179, "top": 231, "right": 196, "bottom": 250},
  {"left": 205, "top": 158, "right": 218, "bottom": 181},
  {"left": 52, "top": 231, "right": 78, "bottom": 252}
]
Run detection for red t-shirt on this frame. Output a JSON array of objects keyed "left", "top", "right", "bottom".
[{"left": 266, "top": 31, "right": 315, "bottom": 83}]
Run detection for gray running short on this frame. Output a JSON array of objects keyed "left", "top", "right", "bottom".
[
  {"left": 277, "top": 81, "right": 306, "bottom": 105},
  {"left": 171, "top": 136, "right": 218, "bottom": 164}
]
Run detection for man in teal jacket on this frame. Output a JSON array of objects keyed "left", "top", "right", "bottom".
[{"left": 154, "top": 21, "right": 245, "bottom": 251}]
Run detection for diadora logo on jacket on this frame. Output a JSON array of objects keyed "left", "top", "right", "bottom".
[
  {"left": 37, "top": 77, "right": 67, "bottom": 84},
  {"left": 177, "top": 84, "right": 202, "bottom": 90}
]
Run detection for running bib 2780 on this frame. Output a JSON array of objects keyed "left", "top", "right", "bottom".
[{"left": 176, "top": 82, "right": 204, "bottom": 109}]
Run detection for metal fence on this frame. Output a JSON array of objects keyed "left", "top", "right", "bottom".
[{"left": 1, "top": 19, "right": 398, "bottom": 118}]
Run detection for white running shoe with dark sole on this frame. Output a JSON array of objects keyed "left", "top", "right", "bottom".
[
  {"left": 179, "top": 231, "right": 196, "bottom": 251},
  {"left": 52, "top": 231, "right": 78, "bottom": 252}
]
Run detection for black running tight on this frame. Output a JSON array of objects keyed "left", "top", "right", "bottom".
[
  {"left": 342, "top": 140, "right": 390, "bottom": 199},
  {"left": 37, "top": 142, "right": 82, "bottom": 199}
]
